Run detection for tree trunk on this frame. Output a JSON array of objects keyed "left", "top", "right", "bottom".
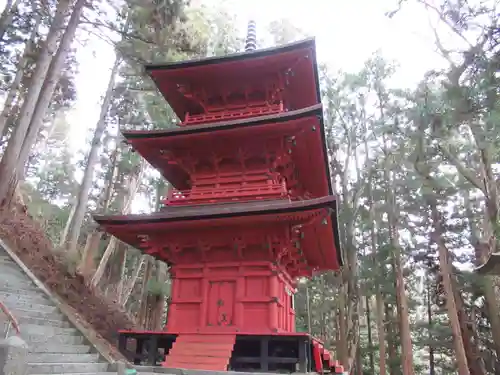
[
  {"left": 91, "top": 159, "right": 146, "bottom": 287},
  {"left": 354, "top": 345, "right": 362, "bottom": 375},
  {"left": 385, "top": 303, "right": 399, "bottom": 375},
  {"left": 121, "top": 255, "right": 146, "bottom": 306},
  {"left": 367, "top": 171, "right": 387, "bottom": 375},
  {"left": 63, "top": 54, "right": 122, "bottom": 256},
  {"left": 153, "top": 261, "right": 168, "bottom": 330},
  {"left": 383, "top": 147, "right": 414, "bottom": 375},
  {"left": 0, "top": 0, "right": 21, "bottom": 42},
  {"left": 78, "top": 230, "right": 102, "bottom": 279},
  {"left": 376, "top": 292, "right": 387, "bottom": 375},
  {"left": 112, "top": 243, "right": 128, "bottom": 301},
  {"left": 138, "top": 258, "right": 152, "bottom": 327},
  {"left": 0, "top": 0, "right": 72, "bottom": 203},
  {"left": 416, "top": 116, "right": 486, "bottom": 375},
  {"left": 337, "top": 287, "right": 349, "bottom": 367},
  {"left": 429, "top": 203, "right": 470, "bottom": 375},
  {"left": 452, "top": 277, "right": 487, "bottom": 375},
  {"left": 0, "top": 71, "right": 21, "bottom": 140},
  {"left": 440, "top": 113, "right": 500, "bottom": 358},
  {"left": 476, "top": 253, "right": 500, "bottom": 358},
  {"left": 392, "top": 249, "right": 414, "bottom": 375},
  {"left": 0, "top": 7, "right": 41, "bottom": 138},
  {"left": 91, "top": 236, "right": 117, "bottom": 288},
  {"left": 0, "top": 102, "right": 19, "bottom": 144},
  {"left": 76, "top": 145, "right": 118, "bottom": 276},
  {"left": 426, "top": 280, "right": 435, "bottom": 375},
  {"left": 59, "top": 202, "right": 76, "bottom": 247},
  {"left": 365, "top": 295, "right": 375, "bottom": 374},
  {"left": 16, "top": 0, "right": 86, "bottom": 180}
]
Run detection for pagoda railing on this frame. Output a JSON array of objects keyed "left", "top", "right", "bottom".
[
  {"left": 164, "top": 181, "right": 289, "bottom": 206},
  {"left": 182, "top": 102, "right": 284, "bottom": 126},
  {"left": 1, "top": 300, "right": 20, "bottom": 338}
]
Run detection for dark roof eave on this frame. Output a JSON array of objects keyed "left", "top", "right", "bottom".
[
  {"left": 94, "top": 196, "right": 337, "bottom": 226},
  {"left": 122, "top": 105, "right": 323, "bottom": 139},
  {"left": 144, "top": 38, "right": 316, "bottom": 72},
  {"left": 330, "top": 200, "right": 343, "bottom": 267}
]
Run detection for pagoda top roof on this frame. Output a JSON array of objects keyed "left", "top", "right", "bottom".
[
  {"left": 145, "top": 38, "right": 320, "bottom": 122},
  {"left": 145, "top": 38, "right": 316, "bottom": 72},
  {"left": 94, "top": 196, "right": 343, "bottom": 272}
]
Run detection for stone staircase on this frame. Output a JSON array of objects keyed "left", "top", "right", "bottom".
[{"left": 0, "top": 245, "right": 115, "bottom": 375}]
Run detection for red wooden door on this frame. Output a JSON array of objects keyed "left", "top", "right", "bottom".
[{"left": 206, "top": 280, "right": 236, "bottom": 327}]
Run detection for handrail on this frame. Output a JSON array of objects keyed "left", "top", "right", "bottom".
[
  {"left": 165, "top": 182, "right": 288, "bottom": 206},
  {"left": 0, "top": 300, "right": 20, "bottom": 337}
]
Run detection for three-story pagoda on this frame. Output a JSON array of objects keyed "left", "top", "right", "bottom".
[{"left": 96, "top": 24, "right": 344, "bottom": 374}]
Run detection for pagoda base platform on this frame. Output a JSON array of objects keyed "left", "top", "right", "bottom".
[{"left": 118, "top": 330, "right": 339, "bottom": 373}]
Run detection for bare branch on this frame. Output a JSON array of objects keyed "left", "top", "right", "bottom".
[{"left": 437, "top": 144, "right": 486, "bottom": 194}]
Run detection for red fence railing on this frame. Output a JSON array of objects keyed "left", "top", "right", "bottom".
[{"left": 0, "top": 300, "right": 20, "bottom": 337}]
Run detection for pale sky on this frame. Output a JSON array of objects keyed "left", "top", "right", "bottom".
[
  {"left": 0, "top": 0, "right": 447, "bottom": 151},
  {"left": 68, "top": 0, "right": 446, "bottom": 150}
]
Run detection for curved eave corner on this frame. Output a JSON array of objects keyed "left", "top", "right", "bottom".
[{"left": 475, "top": 253, "right": 500, "bottom": 275}]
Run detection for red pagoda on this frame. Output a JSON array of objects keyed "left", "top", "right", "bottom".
[{"left": 95, "top": 23, "right": 344, "bottom": 374}]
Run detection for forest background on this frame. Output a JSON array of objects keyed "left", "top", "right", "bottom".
[{"left": 0, "top": 0, "right": 498, "bottom": 374}]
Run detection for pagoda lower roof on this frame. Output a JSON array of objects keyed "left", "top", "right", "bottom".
[
  {"left": 123, "top": 105, "right": 332, "bottom": 196},
  {"left": 145, "top": 38, "right": 320, "bottom": 122},
  {"left": 94, "top": 196, "right": 343, "bottom": 272}
]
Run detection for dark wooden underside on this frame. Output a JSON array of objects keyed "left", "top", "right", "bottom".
[{"left": 118, "top": 331, "right": 318, "bottom": 373}]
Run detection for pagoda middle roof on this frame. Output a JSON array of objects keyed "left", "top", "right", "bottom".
[
  {"left": 123, "top": 104, "right": 322, "bottom": 138},
  {"left": 123, "top": 105, "right": 333, "bottom": 197},
  {"left": 145, "top": 38, "right": 320, "bottom": 122}
]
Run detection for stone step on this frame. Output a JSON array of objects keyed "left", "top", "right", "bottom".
[
  {"left": 2, "top": 298, "right": 57, "bottom": 314},
  {"left": 0, "top": 279, "right": 39, "bottom": 291},
  {"left": 0, "top": 274, "right": 34, "bottom": 288},
  {"left": 0, "top": 248, "right": 114, "bottom": 374},
  {"left": 12, "top": 307, "right": 65, "bottom": 321},
  {"left": 21, "top": 323, "right": 77, "bottom": 336},
  {"left": 29, "top": 352, "right": 101, "bottom": 363},
  {"left": 0, "top": 284, "right": 47, "bottom": 297},
  {"left": 0, "top": 269, "right": 34, "bottom": 282},
  {"left": 17, "top": 315, "right": 70, "bottom": 328},
  {"left": 29, "top": 343, "right": 92, "bottom": 354},
  {"left": 0, "top": 262, "right": 30, "bottom": 277},
  {"left": 134, "top": 366, "right": 193, "bottom": 374},
  {"left": 27, "top": 362, "right": 110, "bottom": 374},
  {"left": 0, "top": 280, "right": 40, "bottom": 293},
  {"left": 0, "top": 290, "right": 52, "bottom": 305},
  {"left": 0, "top": 255, "right": 17, "bottom": 265},
  {"left": 22, "top": 332, "right": 84, "bottom": 345}
]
